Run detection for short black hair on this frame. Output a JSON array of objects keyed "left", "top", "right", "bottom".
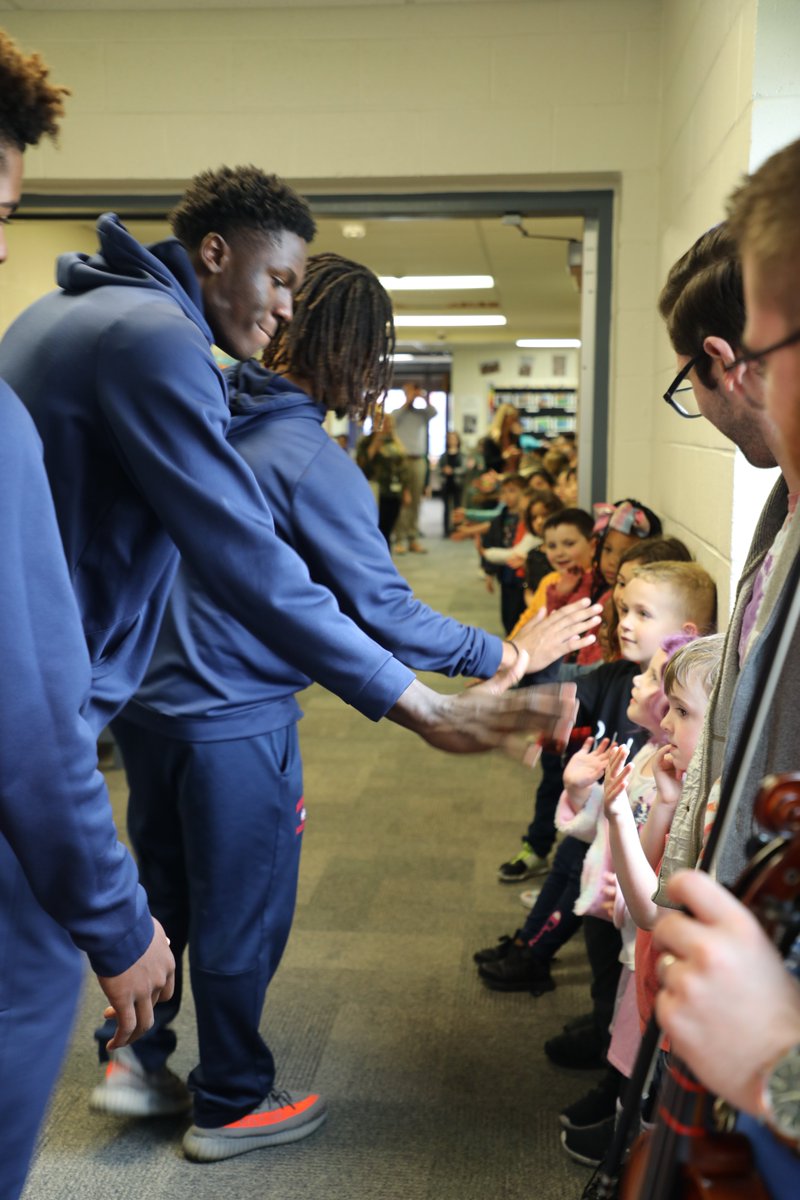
[
  {"left": 263, "top": 252, "right": 394, "bottom": 420},
  {"left": 170, "top": 165, "right": 316, "bottom": 251},
  {"left": 0, "top": 30, "right": 69, "bottom": 155},
  {"left": 542, "top": 506, "right": 594, "bottom": 539}
]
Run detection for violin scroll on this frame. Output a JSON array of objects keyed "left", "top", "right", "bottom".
[{"left": 754, "top": 773, "right": 800, "bottom": 838}]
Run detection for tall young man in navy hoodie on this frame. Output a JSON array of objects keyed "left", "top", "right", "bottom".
[
  {"left": 104, "top": 254, "right": 600, "bottom": 1161},
  {"left": 0, "top": 33, "right": 175, "bottom": 1200},
  {"left": 0, "top": 166, "right": 573, "bottom": 757},
  {"left": 0, "top": 151, "right": 579, "bottom": 1164}
]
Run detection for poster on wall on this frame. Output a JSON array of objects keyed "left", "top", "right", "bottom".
[
  {"left": 518, "top": 355, "right": 533, "bottom": 377},
  {"left": 463, "top": 414, "right": 477, "bottom": 434},
  {"left": 479, "top": 360, "right": 500, "bottom": 376}
]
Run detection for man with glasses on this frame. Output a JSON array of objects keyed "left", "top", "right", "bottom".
[
  {"left": 645, "top": 147, "right": 800, "bottom": 1200},
  {"left": 654, "top": 221, "right": 796, "bottom": 899}
]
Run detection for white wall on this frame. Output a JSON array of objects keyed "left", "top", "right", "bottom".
[{"left": 650, "top": 0, "right": 800, "bottom": 616}]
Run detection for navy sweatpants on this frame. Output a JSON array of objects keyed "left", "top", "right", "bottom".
[
  {"left": 0, "top": 837, "right": 84, "bottom": 1200},
  {"left": 104, "top": 717, "right": 304, "bottom": 1128}
]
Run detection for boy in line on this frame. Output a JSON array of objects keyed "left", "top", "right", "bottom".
[
  {"left": 496, "top": 507, "right": 598, "bottom": 883},
  {"left": 0, "top": 34, "right": 174, "bottom": 1200}
]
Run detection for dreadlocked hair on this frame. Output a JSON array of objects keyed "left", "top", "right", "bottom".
[
  {"left": 170, "top": 165, "right": 316, "bottom": 250},
  {"left": 262, "top": 252, "right": 395, "bottom": 420},
  {"left": 0, "top": 30, "right": 69, "bottom": 154}
]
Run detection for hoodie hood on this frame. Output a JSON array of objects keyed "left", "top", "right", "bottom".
[
  {"left": 56, "top": 213, "right": 213, "bottom": 343},
  {"left": 226, "top": 360, "right": 325, "bottom": 428}
]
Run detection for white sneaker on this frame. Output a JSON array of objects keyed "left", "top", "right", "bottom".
[
  {"left": 90, "top": 1045, "right": 191, "bottom": 1117},
  {"left": 182, "top": 1089, "right": 327, "bottom": 1161}
]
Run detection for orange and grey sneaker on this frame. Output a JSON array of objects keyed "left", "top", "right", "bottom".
[
  {"left": 182, "top": 1089, "right": 327, "bottom": 1162},
  {"left": 89, "top": 1045, "right": 192, "bottom": 1117}
]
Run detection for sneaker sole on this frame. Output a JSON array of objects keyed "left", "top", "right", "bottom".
[
  {"left": 90, "top": 1084, "right": 192, "bottom": 1118},
  {"left": 183, "top": 1109, "right": 328, "bottom": 1161}
]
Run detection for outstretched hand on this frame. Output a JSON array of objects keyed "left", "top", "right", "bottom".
[
  {"left": 511, "top": 598, "right": 602, "bottom": 673},
  {"left": 386, "top": 677, "right": 578, "bottom": 765},
  {"left": 98, "top": 918, "right": 175, "bottom": 1050},
  {"left": 563, "top": 735, "right": 614, "bottom": 794},
  {"left": 652, "top": 743, "right": 684, "bottom": 810}
]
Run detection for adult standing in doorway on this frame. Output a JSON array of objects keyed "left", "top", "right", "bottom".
[
  {"left": 355, "top": 410, "right": 411, "bottom": 547},
  {"left": 393, "top": 381, "right": 436, "bottom": 553}
]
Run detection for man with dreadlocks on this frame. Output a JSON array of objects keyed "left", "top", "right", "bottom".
[
  {"left": 0, "top": 32, "right": 174, "bottom": 1200},
  {"left": 101, "top": 252, "right": 602, "bottom": 1163}
]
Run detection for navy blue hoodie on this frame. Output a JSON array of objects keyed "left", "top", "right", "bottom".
[
  {"left": 0, "top": 384, "right": 151, "bottom": 974},
  {"left": 125, "top": 365, "right": 503, "bottom": 739},
  {"left": 0, "top": 216, "right": 411, "bottom": 731}
]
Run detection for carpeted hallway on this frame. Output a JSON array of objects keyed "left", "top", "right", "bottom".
[{"left": 23, "top": 501, "right": 597, "bottom": 1200}]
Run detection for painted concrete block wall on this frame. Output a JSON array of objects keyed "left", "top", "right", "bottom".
[{"left": 652, "top": 0, "right": 761, "bottom": 615}]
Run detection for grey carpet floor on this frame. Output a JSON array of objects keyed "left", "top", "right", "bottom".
[{"left": 23, "top": 501, "right": 597, "bottom": 1200}]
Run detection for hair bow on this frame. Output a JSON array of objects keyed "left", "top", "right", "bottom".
[{"left": 592, "top": 500, "right": 651, "bottom": 539}]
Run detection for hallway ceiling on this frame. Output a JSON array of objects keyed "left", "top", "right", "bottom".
[{"left": 119, "top": 211, "right": 583, "bottom": 352}]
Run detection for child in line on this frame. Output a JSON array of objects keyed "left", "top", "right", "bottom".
[
  {"left": 555, "top": 632, "right": 695, "bottom": 1150},
  {"left": 496, "top": 507, "right": 599, "bottom": 884},
  {"left": 604, "top": 634, "right": 725, "bottom": 1028},
  {"left": 592, "top": 500, "right": 663, "bottom": 601},
  {"left": 497, "top": 511, "right": 670, "bottom": 886},
  {"left": 559, "top": 634, "right": 724, "bottom": 1167},
  {"left": 520, "top": 489, "right": 564, "bottom": 598},
  {"left": 601, "top": 537, "right": 693, "bottom": 659},
  {"left": 479, "top": 473, "right": 532, "bottom": 633},
  {"left": 477, "top": 563, "right": 717, "bottom": 1011}
]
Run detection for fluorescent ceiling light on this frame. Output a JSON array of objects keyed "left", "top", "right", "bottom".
[
  {"left": 395, "top": 315, "right": 507, "bottom": 328},
  {"left": 380, "top": 275, "right": 494, "bottom": 291},
  {"left": 392, "top": 353, "right": 415, "bottom": 362},
  {"left": 516, "top": 338, "right": 581, "bottom": 348}
]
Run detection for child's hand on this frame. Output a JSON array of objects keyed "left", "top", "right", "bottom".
[
  {"left": 603, "top": 744, "right": 633, "bottom": 820},
  {"left": 563, "top": 736, "right": 613, "bottom": 794},
  {"left": 554, "top": 565, "right": 584, "bottom": 597},
  {"left": 652, "top": 743, "right": 684, "bottom": 810},
  {"left": 507, "top": 553, "right": 526, "bottom": 570},
  {"left": 483, "top": 574, "right": 495, "bottom": 594}
]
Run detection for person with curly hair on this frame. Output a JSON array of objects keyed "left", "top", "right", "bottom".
[{"left": 0, "top": 30, "right": 176, "bottom": 1200}]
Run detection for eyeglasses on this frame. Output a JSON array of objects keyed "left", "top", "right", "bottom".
[
  {"left": 663, "top": 354, "right": 703, "bottom": 419},
  {"left": 723, "top": 327, "right": 800, "bottom": 377}
]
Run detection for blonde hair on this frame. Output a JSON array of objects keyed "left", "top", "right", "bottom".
[
  {"left": 727, "top": 137, "right": 800, "bottom": 320},
  {"left": 629, "top": 561, "right": 717, "bottom": 635},
  {"left": 487, "top": 403, "right": 519, "bottom": 443},
  {"left": 664, "top": 632, "right": 725, "bottom": 700}
]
